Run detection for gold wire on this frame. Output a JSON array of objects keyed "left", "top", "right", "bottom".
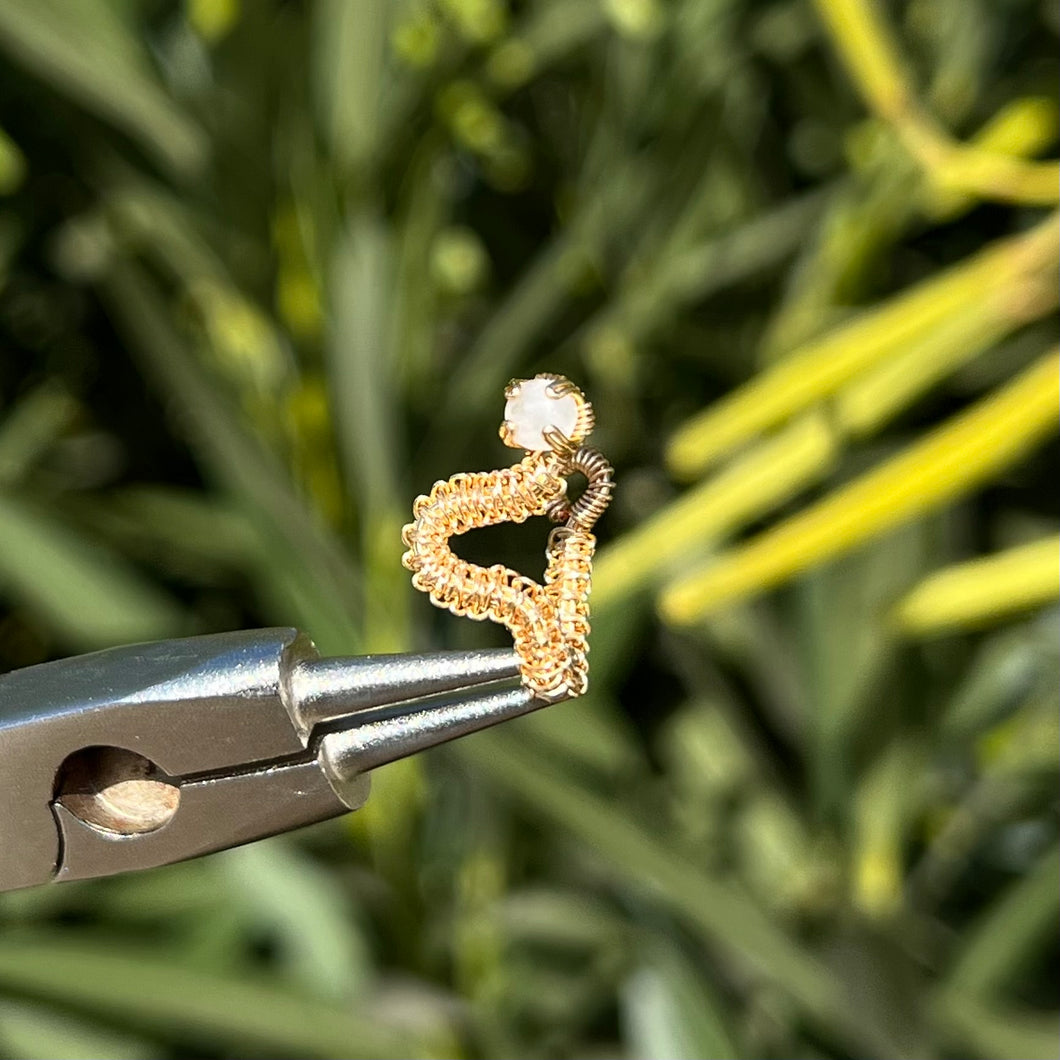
[{"left": 402, "top": 376, "right": 613, "bottom": 700}]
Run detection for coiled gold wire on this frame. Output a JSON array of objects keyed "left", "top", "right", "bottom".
[
  {"left": 545, "top": 446, "right": 614, "bottom": 531},
  {"left": 402, "top": 378, "right": 612, "bottom": 701}
]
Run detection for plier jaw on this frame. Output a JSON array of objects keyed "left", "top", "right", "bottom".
[{"left": 0, "top": 628, "right": 540, "bottom": 892}]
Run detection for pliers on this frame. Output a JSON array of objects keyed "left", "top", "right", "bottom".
[{"left": 0, "top": 628, "right": 546, "bottom": 893}]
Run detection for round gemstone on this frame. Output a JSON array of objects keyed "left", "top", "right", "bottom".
[{"left": 504, "top": 378, "right": 580, "bottom": 450}]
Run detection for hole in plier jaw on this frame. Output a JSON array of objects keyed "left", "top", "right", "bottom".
[{"left": 54, "top": 746, "right": 180, "bottom": 836}]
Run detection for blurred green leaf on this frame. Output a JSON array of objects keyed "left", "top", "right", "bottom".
[
  {"left": 212, "top": 841, "right": 374, "bottom": 1001},
  {"left": 313, "top": 0, "right": 390, "bottom": 176},
  {"left": 947, "top": 843, "right": 1060, "bottom": 998},
  {"left": 0, "top": 999, "right": 162, "bottom": 1060},
  {"left": 0, "top": 493, "right": 185, "bottom": 650},
  {"left": 99, "top": 263, "right": 362, "bottom": 655},
  {"left": 0, "top": 384, "right": 79, "bottom": 487},
  {"left": 0, "top": 0, "right": 205, "bottom": 175},
  {"left": 941, "top": 618, "right": 1058, "bottom": 740},
  {"left": 620, "top": 938, "right": 740, "bottom": 1060},
  {"left": 458, "top": 728, "right": 912, "bottom": 1057},
  {"left": 0, "top": 932, "right": 436, "bottom": 1059},
  {"left": 932, "top": 993, "right": 1060, "bottom": 1060}
]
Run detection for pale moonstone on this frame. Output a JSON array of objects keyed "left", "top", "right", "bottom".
[{"left": 504, "top": 378, "right": 579, "bottom": 450}]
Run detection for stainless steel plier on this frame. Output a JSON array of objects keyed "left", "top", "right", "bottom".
[{"left": 0, "top": 628, "right": 543, "bottom": 892}]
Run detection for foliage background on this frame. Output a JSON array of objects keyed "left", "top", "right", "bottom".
[{"left": 0, "top": 0, "right": 1058, "bottom": 1057}]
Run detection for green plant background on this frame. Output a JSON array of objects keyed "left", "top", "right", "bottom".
[{"left": 0, "top": 1, "right": 1058, "bottom": 1058}]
